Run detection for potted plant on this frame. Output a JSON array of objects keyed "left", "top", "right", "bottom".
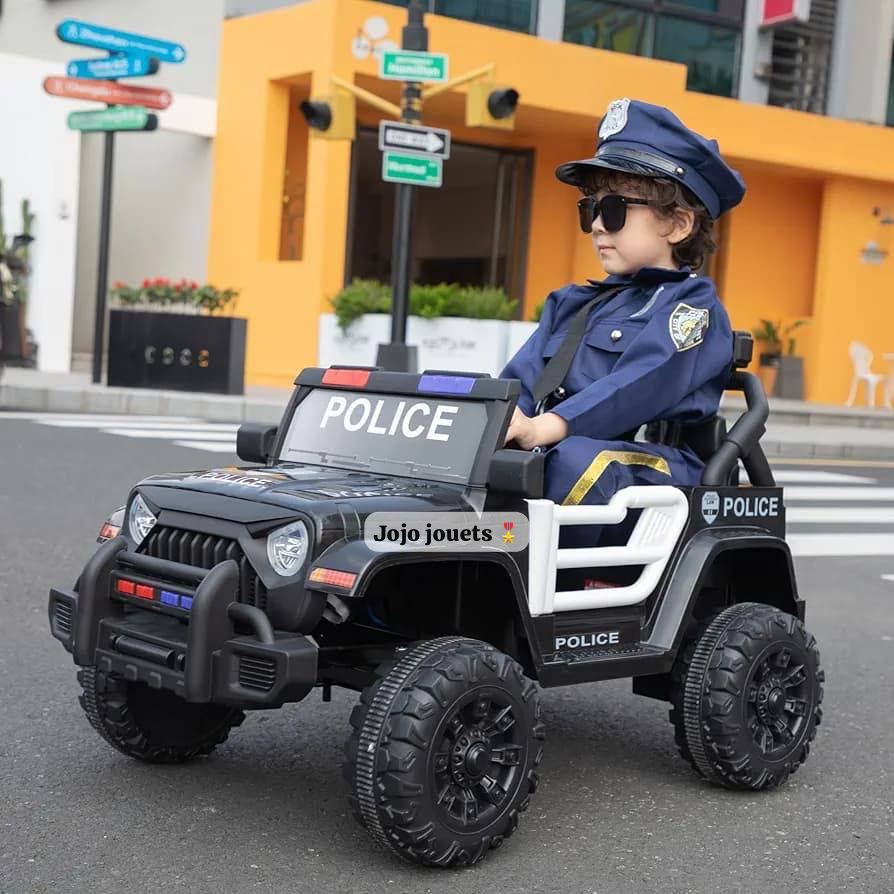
[
  {"left": 320, "top": 279, "right": 518, "bottom": 375},
  {"left": 107, "top": 278, "right": 245, "bottom": 394},
  {"left": 0, "top": 180, "right": 38, "bottom": 367},
  {"left": 752, "top": 318, "right": 808, "bottom": 399}
]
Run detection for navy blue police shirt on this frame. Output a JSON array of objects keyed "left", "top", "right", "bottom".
[{"left": 501, "top": 267, "right": 733, "bottom": 440}]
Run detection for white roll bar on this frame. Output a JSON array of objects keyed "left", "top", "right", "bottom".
[{"left": 526, "top": 486, "right": 690, "bottom": 615}]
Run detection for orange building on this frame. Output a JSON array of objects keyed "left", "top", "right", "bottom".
[{"left": 208, "top": 0, "right": 894, "bottom": 404}]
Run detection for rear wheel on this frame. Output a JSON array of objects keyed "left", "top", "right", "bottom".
[
  {"left": 670, "top": 602, "right": 824, "bottom": 790},
  {"left": 345, "top": 637, "right": 545, "bottom": 867},
  {"left": 78, "top": 667, "right": 244, "bottom": 764}
]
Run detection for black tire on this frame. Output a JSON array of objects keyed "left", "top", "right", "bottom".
[
  {"left": 670, "top": 602, "right": 824, "bottom": 790},
  {"left": 345, "top": 637, "right": 545, "bottom": 868},
  {"left": 78, "top": 667, "right": 245, "bottom": 764}
]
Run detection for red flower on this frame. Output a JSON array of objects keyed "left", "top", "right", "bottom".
[
  {"left": 174, "top": 282, "right": 182, "bottom": 292},
  {"left": 141, "top": 279, "right": 151, "bottom": 288},
  {"left": 191, "top": 280, "right": 200, "bottom": 290},
  {"left": 112, "top": 280, "right": 125, "bottom": 289}
]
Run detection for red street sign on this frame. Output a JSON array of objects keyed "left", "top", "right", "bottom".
[
  {"left": 42, "top": 75, "right": 172, "bottom": 110},
  {"left": 761, "top": 0, "right": 811, "bottom": 26}
]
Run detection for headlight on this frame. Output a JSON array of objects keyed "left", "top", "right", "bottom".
[
  {"left": 266, "top": 520, "right": 309, "bottom": 577},
  {"left": 127, "top": 493, "right": 157, "bottom": 546}
]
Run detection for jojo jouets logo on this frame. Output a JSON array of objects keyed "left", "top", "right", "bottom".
[{"left": 364, "top": 512, "right": 529, "bottom": 552}]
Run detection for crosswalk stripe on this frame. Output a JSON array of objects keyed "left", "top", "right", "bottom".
[
  {"left": 787, "top": 507, "right": 894, "bottom": 523},
  {"left": 882, "top": 574, "right": 894, "bottom": 582},
  {"left": 789, "top": 534, "right": 894, "bottom": 557},
  {"left": 103, "top": 428, "right": 237, "bottom": 441},
  {"left": 784, "top": 487, "right": 894, "bottom": 502},
  {"left": 0, "top": 412, "right": 201, "bottom": 423},
  {"left": 40, "top": 419, "right": 239, "bottom": 431},
  {"left": 771, "top": 470, "right": 877, "bottom": 484},
  {"left": 174, "top": 440, "right": 237, "bottom": 453}
]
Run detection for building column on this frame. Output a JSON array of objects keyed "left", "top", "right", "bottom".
[
  {"left": 737, "top": 0, "right": 772, "bottom": 105},
  {"left": 827, "top": 0, "right": 894, "bottom": 124},
  {"left": 536, "top": 0, "right": 564, "bottom": 40}
]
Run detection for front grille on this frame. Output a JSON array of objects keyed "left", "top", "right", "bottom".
[
  {"left": 53, "top": 600, "right": 74, "bottom": 639},
  {"left": 140, "top": 526, "right": 267, "bottom": 610},
  {"left": 238, "top": 655, "right": 277, "bottom": 692}
]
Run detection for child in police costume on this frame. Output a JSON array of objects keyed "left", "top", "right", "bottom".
[{"left": 502, "top": 98, "right": 745, "bottom": 508}]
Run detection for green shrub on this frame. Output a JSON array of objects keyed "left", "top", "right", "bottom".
[
  {"left": 331, "top": 278, "right": 391, "bottom": 330},
  {"left": 331, "top": 279, "right": 517, "bottom": 331}
]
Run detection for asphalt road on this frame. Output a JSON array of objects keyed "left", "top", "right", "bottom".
[{"left": 1, "top": 416, "right": 892, "bottom": 894}]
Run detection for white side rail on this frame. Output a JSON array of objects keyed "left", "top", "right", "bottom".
[{"left": 526, "top": 486, "right": 690, "bottom": 616}]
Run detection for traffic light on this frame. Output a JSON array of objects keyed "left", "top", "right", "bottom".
[
  {"left": 299, "top": 92, "right": 355, "bottom": 140},
  {"left": 465, "top": 81, "right": 519, "bottom": 130}
]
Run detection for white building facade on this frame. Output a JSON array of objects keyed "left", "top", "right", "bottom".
[{"left": 0, "top": 0, "right": 222, "bottom": 372}]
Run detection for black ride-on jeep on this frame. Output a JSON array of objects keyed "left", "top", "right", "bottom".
[{"left": 49, "top": 332, "right": 823, "bottom": 868}]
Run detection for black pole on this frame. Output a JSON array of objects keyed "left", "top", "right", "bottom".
[
  {"left": 376, "top": 0, "right": 427, "bottom": 373},
  {"left": 91, "top": 130, "right": 115, "bottom": 384},
  {"left": 390, "top": 183, "right": 415, "bottom": 342}
]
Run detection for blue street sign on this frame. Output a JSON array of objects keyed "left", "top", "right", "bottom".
[
  {"left": 66, "top": 54, "right": 159, "bottom": 80},
  {"left": 56, "top": 19, "right": 186, "bottom": 64}
]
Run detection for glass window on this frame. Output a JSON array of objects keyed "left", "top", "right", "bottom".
[
  {"left": 378, "top": 0, "right": 535, "bottom": 33},
  {"left": 653, "top": 15, "right": 739, "bottom": 96},
  {"left": 564, "top": 1, "right": 654, "bottom": 56}
]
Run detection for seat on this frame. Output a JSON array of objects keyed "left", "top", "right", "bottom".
[{"left": 845, "top": 341, "right": 884, "bottom": 408}]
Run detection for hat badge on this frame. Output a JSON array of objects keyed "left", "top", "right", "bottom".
[{"left": 599, "top": 98, "right": 630, "bottom": 139}]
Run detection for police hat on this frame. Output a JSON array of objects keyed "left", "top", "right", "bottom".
[{"left": 555, "top": 98, "right": 745, "bottom": 219}]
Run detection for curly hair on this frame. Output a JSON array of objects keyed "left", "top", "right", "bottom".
[{"left": 579, "top": 169, "right": 717, "bottom": 271}]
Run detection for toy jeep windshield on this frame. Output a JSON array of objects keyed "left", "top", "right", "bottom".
[{"left": 49, "top": 335, "right": 824, "bottom": 868}]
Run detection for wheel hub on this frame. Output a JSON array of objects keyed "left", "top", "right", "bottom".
[
  {"left": 432, "top": 691, "right": 527, "bottom": 831},
  {"left": 747, "top": 643, "right": 813, "bottom": 756},
  {"left": 755, "top": 676, "right": 786, "bottom": 722},
  {"left": 451, "top": 729, "right": 490, "bottom": 785}
]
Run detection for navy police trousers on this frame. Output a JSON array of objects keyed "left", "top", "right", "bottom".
[{"left": 544, "top": 437, "right": 703, "bottom": 549}]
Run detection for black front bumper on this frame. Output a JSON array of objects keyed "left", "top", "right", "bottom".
[{"left": 48, "top": 537, "right": 317, "bottom": 708}]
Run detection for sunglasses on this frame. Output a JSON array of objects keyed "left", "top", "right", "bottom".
[{"left": 577, "top": 194, "right": 652, "bottom": 234}]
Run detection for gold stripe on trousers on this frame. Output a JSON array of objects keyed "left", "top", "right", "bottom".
[{"left": 562, "top": 450, "right": 672, "bottom": 506}]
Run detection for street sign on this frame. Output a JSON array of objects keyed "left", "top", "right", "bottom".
[
  {"left": 67, "top": 105, "right": 157, "bottom": 132},
  {"left": 67, "top": 55, "right": 159, "bottom": 80},
  {"left": 56, "top": 19, "right": 187, "bottom": 63},
  {"left": 382, "top": 151, "right": 443, "bottom": 188},
  {"left": 380, "top": 50, "right": 448, "bottom": 83},
  {"left": 379, "top": 121, "right": 450, "bottom": 159},
  {"left": 44, "top": 76, "right": 172, "bottom": 110}
]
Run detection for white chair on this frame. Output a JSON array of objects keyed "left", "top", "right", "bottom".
[{"left": 845, "top": 341, "right": 884, "bottom": 408}]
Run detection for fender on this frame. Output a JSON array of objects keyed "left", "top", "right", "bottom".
[
  {"left": 306, "top": 536, "right": 543, "bottom": 663},
  {"left": 645, "top": 527, "right": 800, "bottom": 655}
]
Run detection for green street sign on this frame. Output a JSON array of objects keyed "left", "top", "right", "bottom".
[
  {"left": 67, "top": 105, "right": 158, "bottom": 132},
  {"left": 382, "top": 151, "right": 443, "bottom": 188},
  {"left": 379, "top": 50, "right": 448, "bottom": 83}
]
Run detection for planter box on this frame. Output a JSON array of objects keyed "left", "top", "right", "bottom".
[
  {"left": 317, "top": 313, "right": 391, "bottom": 368},
  {"left": 318, "top": 314, "right": 509, "bottom": 376},
  {"left": 0, "top": 302, "right": 25, "bottom": 361},
  {"left": 774, "top": 355, "right": 805, "bottom": 400},
  {"left": 107, "top": 309, "right": 246, "bottom": 394},
  {"left": 408, "top": 316, "right": 508, "bottom": 376},
  {"left": 506, "top": 320, "right": 538, "bottom": 366}
]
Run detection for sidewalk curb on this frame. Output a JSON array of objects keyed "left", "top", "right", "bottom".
[{"left": 0, "top": 381, "right": 286, "bottom": 424}]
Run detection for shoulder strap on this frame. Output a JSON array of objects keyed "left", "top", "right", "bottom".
[{"left": 532, "top": 286, "right": 626, "bottom": 405}]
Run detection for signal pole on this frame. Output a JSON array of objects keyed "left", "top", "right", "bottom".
[{"left": 375, "top": 0, "right": 427, "bottom": 373}]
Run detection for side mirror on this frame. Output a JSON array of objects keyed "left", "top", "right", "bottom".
[
  {"left": 487, "top": 449, "right": 544, "bottom": 498},
  {"left": 236, "top": 423, "right": 278, "bottom": 464}
]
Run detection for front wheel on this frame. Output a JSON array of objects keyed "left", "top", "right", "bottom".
[
  {"left": 78, "top": 667, "right": 245, "bottom": 764},
  {"left": 670, "top": 602, "right": 824, "bottom": 790},
  {"left": 345, "top": 637, "right": 545, "bottom": 868}
]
